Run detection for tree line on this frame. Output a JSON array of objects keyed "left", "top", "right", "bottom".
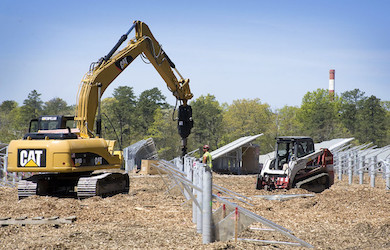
[{"left": 1, "top": 87, "right": 389, "bottom": 159}]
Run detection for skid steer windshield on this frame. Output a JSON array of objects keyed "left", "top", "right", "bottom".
[
  {"left": 276, "top": 141, "right": 293, "bottom": 169},
  {"left": 296, "top": 140, "right": 315, "bottom": 158}
]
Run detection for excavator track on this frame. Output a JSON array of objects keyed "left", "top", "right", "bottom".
[
  {"left": 17, "top": 172, "right": 129, "bottom": 199},
  {"left": 77, "top": 172, "right": 129, "bottom": 199}
]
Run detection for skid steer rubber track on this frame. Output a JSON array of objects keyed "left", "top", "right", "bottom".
[
  {"left": 295, "top": 173, "right": 330, "bottom": 193},
  {"left": 77, "top": 172, "right": 129, "bottom": 199}
]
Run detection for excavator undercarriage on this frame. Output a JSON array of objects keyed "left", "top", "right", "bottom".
[{"left": 18, "top": 172, "right": 129, "bottom": 199}]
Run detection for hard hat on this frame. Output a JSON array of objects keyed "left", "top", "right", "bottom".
[{"left": 203, "top": 144, "right": 210, "bottom": 149}]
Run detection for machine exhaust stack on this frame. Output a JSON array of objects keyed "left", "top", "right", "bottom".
[{"left": 329, "top": 69, "right": 335, "bottom": 101}]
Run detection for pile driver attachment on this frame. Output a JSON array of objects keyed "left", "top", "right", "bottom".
[{"left": 178, "top": 105, "right": 193, "bottom": 156}]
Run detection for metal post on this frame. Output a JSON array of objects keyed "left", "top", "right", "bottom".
[
  {"left": 234, "top": 207, "right": 238, "bottom": 244},
  {"left": 183, "top": 157, "right": 191, "bottom": 200},
  {"left": 184, "top": 158, "right": 189, "bottom": 176},
  {"left": 354, "top": 151, "right": 359, "bottom": 175},
  {"left": 202, "top": 164, "right": 213, "bottom": 244},
  {"left": 350, "top": 151, "right": 354, "bottom": 174},
  {"left": 370, "top": 156, "right": 376, "bottom": 188},
  {"left": 338, "top": 154, "right": 343, "bottom": 181},
  {"left": 2, "top": 153, "right": 6, "bottom": 183},
  {"left": 174, "top": 157, "right": 182, "bottom": 170},
  {"left": 186, "top": 157, "right": 194, "bottom": 200},
  {"left": 386, "top": 159, "right": 390, "bottom": 190},
  {"left": 192, "top": 161, "right": 197, "bottom": 224},
  {"left": 348, "top": 156, "right": 353, "bottom": 185},
  {"left": 359, "top": 156, "right": 365, "bottom": 185},
  {"left": 334, "top": 154, "right": 338, "bottom": 179},
  {"left": 333, "top": 153, "right": 338, "bottom": 170},
  {"left": 237, "top": 148, "right": 242, "bottom": 175},
  {"left": 123, "top": 148, "right": 129, "bottom": 173},
  {"left": 342, "top": 154, "right": 347, "bottom": 179},
  {"left": 196, "top": 164, "right": 203, "bottom": 233},
  {"left": 4, "top": 148, "right": 9, "bottom": 184},
  {"left": 4, "top": 146, "right": 8, "bottom": 172}
]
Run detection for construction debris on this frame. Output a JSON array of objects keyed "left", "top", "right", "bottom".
[
  {"left": 123, "top": 138, "right": 158, "bottom": 172},
  {"left": 0, "top": 175, "right": 390, "bottom": 249},
  {"left": 0, "top": 216, "right": 77, "bottom": 226},
  {"left": 254, "top": 194, "right": 315, "bottom": 201}
]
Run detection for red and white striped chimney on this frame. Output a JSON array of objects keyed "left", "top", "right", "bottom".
[{"left": 329, "top": 69, "right": 335, "bottom": 100}]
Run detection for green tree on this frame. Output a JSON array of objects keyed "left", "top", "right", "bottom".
[
  {"left": 189, "top": 94, "right": 223, "bottom": 150},
  {"left": 101, "top": 97, "right": 119, "bottom": 144},
  {"left": 13, "top": 90, "right": 44, "bottom": 135},
  {"left": 339, "top": 89, "right": 366, "bottom": 135},
  {"left": 20, "top": 90, "right": 43, "bottom": 123},
  {"left": 0, "top": 100, "right": 17, "bottom": 113},
  {"left": 101, "top": 86, "right": 137, "bottom": 148},
  {"left": 222, "top": 98, "right": 274, "bottom": 153},
  {"left": 382, "top": 101, "right": 390, "bottom": 145},
  {"left": 276, "top": 105, "right": 303, "bottom": 136},
  {"left": 136, "top": 87, "right": 169, "bottom": 135},
  {"left": 0, "top": 101, "right": 20, "bottom": 142},
  {"left": 146, "top": 108, "right": 181, "bottom": 159},
  {"left": 43, "top": 97, "right": 73, "bottom": 115},
  {"left": 298, "top": 89, "right": 343, "bottom": 142},
  {"left": 356, "top": 96, "right": 387, "bottom": 146}
]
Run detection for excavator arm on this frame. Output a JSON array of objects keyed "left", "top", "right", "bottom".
[{"left": 76, "top": 20, "right": 193, "bottom": 155}]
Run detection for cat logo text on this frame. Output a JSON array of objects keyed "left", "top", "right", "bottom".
[{"left": 18, "top": 149, "right": 46, "bottom": 167}]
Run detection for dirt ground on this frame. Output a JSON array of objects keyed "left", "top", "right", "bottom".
[{"left": 0, "top": 173, "right": 389, "bottom": 249}]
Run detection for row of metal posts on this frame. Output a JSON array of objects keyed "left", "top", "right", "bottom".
[
  {"left": 180, "top": 156, "right": 214, "bottom": 244},
  {"left": 178, "top": 156, "right": 314, "bottom": 247},
  {"left": 0, "top": 146, "right": 17, "bottom": 186},
  {"left": 333, "top": 146, "right": 390, "bottom": 190}
]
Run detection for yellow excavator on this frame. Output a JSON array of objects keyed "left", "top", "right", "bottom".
[{"left": 7, "top": 20, "right": 193, "bottom": 199}]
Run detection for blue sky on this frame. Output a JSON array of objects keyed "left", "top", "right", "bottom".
[{"left": 0, "top": 0, "right": 389, "bottom": 109}]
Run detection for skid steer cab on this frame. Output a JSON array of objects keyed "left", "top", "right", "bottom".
[
  {"left": 256, "top": 136, "right": 334, "bottom": 193},
  {"left": 24, "top": 115, "right": 79, "bottom": 140}
]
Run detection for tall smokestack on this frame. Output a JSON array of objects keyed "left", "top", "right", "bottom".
[{"left": 329, "top": 69, "right": 335, "bottom": 100}]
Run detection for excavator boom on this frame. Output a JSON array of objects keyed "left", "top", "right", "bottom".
[{"left": 76, "top": 21, "right": 193, "bottom": 154}]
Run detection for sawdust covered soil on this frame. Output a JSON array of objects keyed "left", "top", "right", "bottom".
[{"left": 0, "top": 174, "right": 389, "bottom": 249}]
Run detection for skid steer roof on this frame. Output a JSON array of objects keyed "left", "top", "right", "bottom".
[{"left": 276, "top": 136, "right": 313, "bottom": 141}]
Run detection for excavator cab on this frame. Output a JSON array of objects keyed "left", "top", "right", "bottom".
[
  {"left": 28, "top": 116, "right": 76, "bottom": 132},
  {"left": 24, "top": 116, "right": 78, "bottom": 140}
]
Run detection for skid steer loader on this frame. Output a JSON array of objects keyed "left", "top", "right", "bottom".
[{"left": 256, "top": 136, "right": 334, "bottom": 193}]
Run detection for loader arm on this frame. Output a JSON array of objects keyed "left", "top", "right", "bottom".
[
  {"left": 288, "top": 149, "right": 326, "bottom": 185},
  {"left": 76, "top": 21, "right": 193, "bottom": 149}
]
